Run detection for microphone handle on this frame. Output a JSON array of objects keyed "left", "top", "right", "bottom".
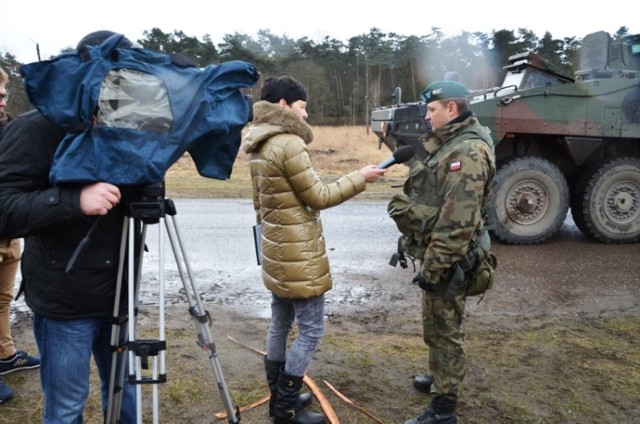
[{"left": 377, "top": 158, "right": 396, "bottom": 169}]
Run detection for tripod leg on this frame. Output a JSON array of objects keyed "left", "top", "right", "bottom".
[
  {"left": 126, "top": 218, "right": 169, "bottom": 424},
  {"left": 106, "top": 217, "right": 130, "bottom": 424},
  {"left": 127, "top": 216, "right": 144, "bottom": 423},
  {"left": 107, "top": 216, "right": 148, "bottom": 424},
  {"left": 164, "top": 209, "right": 240, "bottom": 424}
]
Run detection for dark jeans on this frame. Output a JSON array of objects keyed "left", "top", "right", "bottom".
[
  {"left": 266, "top": 293, "right": 325, "bottom": 377},
  {"left": 33, "top": 314, "right": 137, "bottom": 423}
]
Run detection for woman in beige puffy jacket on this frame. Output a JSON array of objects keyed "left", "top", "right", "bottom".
[{"left": 242, "top": 75, "right": 386, "bottom": 424}]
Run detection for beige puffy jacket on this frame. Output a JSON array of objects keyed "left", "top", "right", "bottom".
[{"left": 242, "top": 101, "right": 366, "bottom": 299}]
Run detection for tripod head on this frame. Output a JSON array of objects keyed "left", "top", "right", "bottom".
[
  {"left": 131, "top": 181, "right": 165, "bottom": 202},
  {"left": 125, "top": 181, "right": 176, "bottom": 224}
]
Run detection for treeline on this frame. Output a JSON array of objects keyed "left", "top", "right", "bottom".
[{"left": 0, "top": 26, "right": 633, "bottom": 124}]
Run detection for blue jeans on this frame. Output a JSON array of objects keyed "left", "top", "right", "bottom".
[
  {"left": 33, "top": 314, "right": 137, "bottom": 424},
  {"left": 266, "top": 294, "right": 325, "bottom": 377}
]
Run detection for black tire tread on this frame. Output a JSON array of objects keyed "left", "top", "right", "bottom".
[
  {"left": 488, "top": 156, "right": 569, "bottom": 245},
  {"left": 573, "top": 157, "right": 640, "bottom": 244}
]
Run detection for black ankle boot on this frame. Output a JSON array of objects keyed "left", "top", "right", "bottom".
[
  {"left": 412, "top": 374, "right": 434, "bottom": 393},
  {"left": 404, "top": 396, "right": 457, "bottom": 424},
  {"left": 264, "top": 357, "right": 312, "bottom": 417},
  {"left": 273, "top": 369, "right": 325, "bottom": 424}
]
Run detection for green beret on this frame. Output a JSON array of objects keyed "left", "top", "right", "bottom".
[{"left": 421, "top": 80, "right": 470, "bottom": 103}]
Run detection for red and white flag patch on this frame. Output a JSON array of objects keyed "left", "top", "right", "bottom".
[{"left": 449, "top": 161, "right": 462, "bottom": 171}]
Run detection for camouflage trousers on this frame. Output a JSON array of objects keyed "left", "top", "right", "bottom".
[{"left": 421, "top": 288, "right": 466, "bottom": 400}]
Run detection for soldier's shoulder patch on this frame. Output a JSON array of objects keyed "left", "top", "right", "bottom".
[{"left": 449, "top": 161, "right": 462, "bottom": 171}]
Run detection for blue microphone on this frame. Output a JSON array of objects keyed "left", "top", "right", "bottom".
[{"left": 377, "top": 145, "right": 415, "bottom": 169}]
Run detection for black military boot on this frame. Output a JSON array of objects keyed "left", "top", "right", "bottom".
[
  {"left": 412, "top": 374, "right": 434, "bottom": 393},
  {"left": 273, "top": 369, "right": 325, "bottom": 424},
  {"left": 404, "top": 396, "right": 457, "bottom": 424},
  {"left": 264, "top": 356, "right": 313, "bottom": 417}
]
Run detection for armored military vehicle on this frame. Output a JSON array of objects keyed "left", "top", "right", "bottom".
[{"left": 371, "top": 30, "right": 640, "bottom": 244}]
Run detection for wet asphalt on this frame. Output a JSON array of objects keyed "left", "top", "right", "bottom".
[
  {"left": 11, "top": 198, "right": 639, "bottom": 323},
  {"left": 140, "top": 199, "right": 640, "bottom": 320}
]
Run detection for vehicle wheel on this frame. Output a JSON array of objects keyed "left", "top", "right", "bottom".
[
  {"left": 487, "top": 156, "right": 569, "bottom": 244},
  {"left": 571, "top": 157, "right": 640, "bottom": 243}
]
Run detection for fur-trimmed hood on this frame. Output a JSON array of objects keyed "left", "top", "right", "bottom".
[{"left": 242, "top": 100, "right": 314, "bottom": 153}]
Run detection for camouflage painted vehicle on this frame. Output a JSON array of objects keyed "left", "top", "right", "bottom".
[{"left": 371, "top": 30, "right": 640, "bottom": 244}]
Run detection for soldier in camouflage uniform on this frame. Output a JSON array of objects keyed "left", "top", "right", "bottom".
[{"left": 388, "top": 81, "right": 496, "bottom": 424}]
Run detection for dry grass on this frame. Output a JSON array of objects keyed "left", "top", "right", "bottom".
[{"left": 165, "top": 125, "right": 408, "bottom": 199}]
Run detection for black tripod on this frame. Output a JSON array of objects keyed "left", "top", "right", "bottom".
[{"left": 105, "top": 183, "right": 240, "bottom": 423}]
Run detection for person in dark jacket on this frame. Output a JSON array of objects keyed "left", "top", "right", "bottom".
[
  {"left": 0, "top": 32, "right": 137, "bottom": 422},
  {"left": 243, "top": 75, "right": 387, "bottom": 424}
]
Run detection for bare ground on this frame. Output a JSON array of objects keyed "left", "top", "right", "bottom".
[{"left": 4, "top": 226, "right": 640, "bottom": 424}]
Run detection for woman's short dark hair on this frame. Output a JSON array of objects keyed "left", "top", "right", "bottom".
[{"left": 260, "top": 75, "right": 308, "bottom": 105}]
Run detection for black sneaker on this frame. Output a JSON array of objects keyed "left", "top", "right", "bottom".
[
  {"left": 0, "top": 351, "right": 41, "bottom": 375},
  {"left": 0, "top": 378, "right": 13, "bottom": 403}
]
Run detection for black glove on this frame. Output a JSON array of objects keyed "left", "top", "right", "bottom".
[{"left": 412, "top": 273, "right": 438, "bottom": 292}]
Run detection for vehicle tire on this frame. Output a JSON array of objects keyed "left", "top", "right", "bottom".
[
  {"left": 571, "top": 157, "right": 640, "bottom": 243},
  {"left": 487, "top": 156, "right": 569, "bottom": 244},
  {"left": 570, "top": 166, "right": 597, "bottom": 236}
]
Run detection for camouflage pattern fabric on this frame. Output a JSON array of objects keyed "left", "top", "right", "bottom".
[
  {"left": 422, "top": 289, "right": 466, "bottom": 399},
  {"left": 410, "top": 115, "right": 495, "bottom": 284}
]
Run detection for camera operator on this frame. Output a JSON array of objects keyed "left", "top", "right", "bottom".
[{"left": 0, "top": 31, "right": 137, "bottom": 422}]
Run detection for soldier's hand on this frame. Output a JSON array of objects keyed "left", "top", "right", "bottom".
[{"left": 412, "top": 273, "right": 438, "bottom": 292}]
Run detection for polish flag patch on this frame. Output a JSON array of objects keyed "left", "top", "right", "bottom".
[{"left": 449, "top": 161, "right": 462, "bottom": 171}]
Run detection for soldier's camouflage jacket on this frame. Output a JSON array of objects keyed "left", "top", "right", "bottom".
[{"left": 388, "top": 111, "right": 496, "bottom": 285}]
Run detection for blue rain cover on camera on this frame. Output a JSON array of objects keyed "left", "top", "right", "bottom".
[{"left": 20, "top": 33, "right": 259, "bottom": 185}]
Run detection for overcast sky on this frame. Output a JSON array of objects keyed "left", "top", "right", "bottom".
[{"left": 2, "top": 1, "right": 636, "bottom": 64}]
